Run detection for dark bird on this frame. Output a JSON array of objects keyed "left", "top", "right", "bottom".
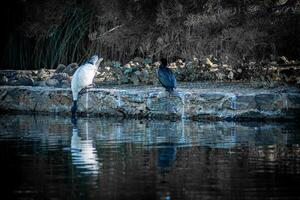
[
  {"left": 71, "top": 55, "right": 103, "bottom": 120},
  {"left": 157, "top": 58, "right": 176, "bottom": 94}
]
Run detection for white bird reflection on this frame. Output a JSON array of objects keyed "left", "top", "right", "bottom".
[{"left": 71, "top": 121, "right": 100, "bottom": 174}]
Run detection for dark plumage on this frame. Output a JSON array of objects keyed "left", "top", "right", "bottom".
[{"left": 157, "top": 58, "right": 176, "bottom": 93}]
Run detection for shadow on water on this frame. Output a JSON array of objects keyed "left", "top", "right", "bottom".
[{"left": 0, "top": 114, "right": 300, "bottom": 199}]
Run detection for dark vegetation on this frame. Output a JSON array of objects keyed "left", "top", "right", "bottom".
[{"left": 0, "top": 0, "right": 299, "bottom": 83}]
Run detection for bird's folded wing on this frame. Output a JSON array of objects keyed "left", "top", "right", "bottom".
[{"left": 158, "top": 68, "right": 176, "bottom": 88}]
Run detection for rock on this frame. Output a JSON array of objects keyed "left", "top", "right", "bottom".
[
  {"left": 31, "top": 70, "right": 38, "bottom": 76},
  {"left": 199, "top": 93, "right": 225, "bottom": 101},
  {"left": 250, "top": 81, "right": 264, "bottom": 88},
  {"left": 63, "top": 63, "right": 78, "bottom": 76},
  {"left": 55, "top": 64, "right": 66, "bottom": 73},
  {"left": 129, "top": 74, "right": 140, "bottom": 85},
  {"left": 61, "top": 80, "right": 71, "bottom": 88},
  {"left": 147, "top": 96, "right": 183, "bottom": 114},
  {"left": 35, "top": 81, "right": 47, "bottom": 87},
  {"left": 255, "top": 94, "right": 280, "bottom": 111},
  {"left": 169, "top": 62, "right": 177, "bottom": 69},
  {"left": 210, "top": 68, "right": 219, "bottom": 72},
  {"left": 46, "top": 79, "right": 60, "bottom": 87},
  {"left": 0, "top": 76, "right": 8, "bottom": 85},
  {"left": 9, "top": 74, "right": 34, "bottom": 86},
  {"left": 216, "top": 72, "right": 225, "bottom": 80},
  {"left": 50, "top": 73, "right": 70, "bottom": 82},
  {"left": 37, "top": 68, "right": 50, "bottom": 81},
  {"left": 46, "top": 73, "right": 70, "bottom": 87},
  {"left": 206, "top": 58, "right": 218, "bottom": 68},
  {"left": 228, "top": 71, "right": 234, "bottom": 80},
  {"left": 0, "top": 70, "right": 17, "bottom": 79},
  {"left": 223, "top": 95, "right": 256, "bottom": 110}
]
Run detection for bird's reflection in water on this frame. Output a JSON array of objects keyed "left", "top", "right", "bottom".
[
  {"left": 157, "top": 143, "right": 177, "bottom": 174},
  {"left": 71, "top": 120, "right": 99, "bottom": 174},
  {"left": 156, "top": 122, "right": 178, "bottom": 200},
  {"left": 157, "top": 143, "right": 175, "bottom": 199}
]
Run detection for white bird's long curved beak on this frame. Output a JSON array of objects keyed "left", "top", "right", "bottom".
[{"left": 95, "top": 57, "right": 104, "bottom": 68}]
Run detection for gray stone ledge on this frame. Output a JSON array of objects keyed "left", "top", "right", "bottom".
[{"left": 0, "top": 85, "right": 299, "bottom": 121}]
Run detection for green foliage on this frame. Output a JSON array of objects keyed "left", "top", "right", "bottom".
[
  {"left": 97, "top": 58, "right": 158, "bottom": 85},
  {"left": 2, "top": 1, "right": 94, "bottom": 69},
  {"left": 1, "top": 0, "right": 299, "bottom": 69},
  {"left": 32, "top": 5, "right": 93, "bottom": 68},
  {"left": 112, "top": 61, "right": 121, "bottom": 68}
]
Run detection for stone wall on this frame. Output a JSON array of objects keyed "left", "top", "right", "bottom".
[{"left": 0, "top": 85, "right": 299, "bottom": 121}]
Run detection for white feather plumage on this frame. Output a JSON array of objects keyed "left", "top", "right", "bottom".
[{"left": 71, "top": 56, "right": 103, "bottom": 101}]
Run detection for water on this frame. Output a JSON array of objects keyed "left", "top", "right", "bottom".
[
  {"left": 0, "top": 114, "right": 300, "bottom": 200},
  {"left": 85, "top": 91, "right": 89, "bottom": 111},
  {"left": 230, "top": 94, "right": 237, "bottom": 110}
]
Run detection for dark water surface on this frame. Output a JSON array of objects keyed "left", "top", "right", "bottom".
[{"left": 0, "top": 114, "right": 300, "bottom": 200}]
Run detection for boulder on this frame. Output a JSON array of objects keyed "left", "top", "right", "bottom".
[
  {"left": 255, "top": 94, "right": 281, "bottom": 111},
  {"left": 50, "top": 73, "right": 70, "bottom": 82},
  {"left": 0, "top": 75, "right": 8, "bottom": 85},
  {"left": 46, "top": 78, "right": 60, "bottom": 87},
  {"left": 9, "top": 74, "right": 34, "bottom": 86},
  {"left": 55, "top": 64, "right": 66, "bottom": 73},
  {"left": 34, "top": 81, "right": 47, "bottom": 87},
  {"left": 61, "top": 80, "right": 71, "bottom": 88},
  {"left": 37, "top": 68, "right": 51, "bottom": 81},
  {"left": 63, "top": 63, "right": 78, "bottom": 76}
]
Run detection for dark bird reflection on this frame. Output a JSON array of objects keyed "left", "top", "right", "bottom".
[
  {"left": 71, "top": 120, "right": 99, "bottom": 174},
  {"left": 157, "top": 143, "right": 177, "bottom": 174},
  {"left": 155, "top": 122, "right": 179, "bottom": 200}
]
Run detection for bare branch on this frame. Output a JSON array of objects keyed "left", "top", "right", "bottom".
[{"left": 94, "top": 24, "right": 124, "bottom": 40}]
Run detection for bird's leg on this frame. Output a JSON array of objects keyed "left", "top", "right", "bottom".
[
  {"left": 71, "top": 100, "right": 77, "bottom": 124},
  {"left": 166, "top": 88, "right": 173, "bottom": 97},
  {"left": 79, "top": 83, "right": 96, "bottom": 95},
  {"left": 71, "top": 115, "right": 77, "bottom": 125}
]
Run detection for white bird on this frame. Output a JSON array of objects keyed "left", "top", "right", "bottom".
[{"left": 71, "top": 55, "right": 103, "bottom": 118}]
